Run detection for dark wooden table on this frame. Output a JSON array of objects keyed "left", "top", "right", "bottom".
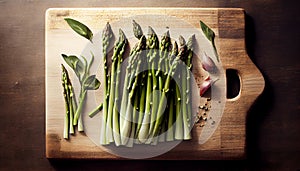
[{"left": 0, "top": 0, "right": 299, "bottom": 170}]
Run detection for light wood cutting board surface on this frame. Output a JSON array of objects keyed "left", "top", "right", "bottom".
[{"left": 46, "top": 8, "right": 264, "bottom": 159}]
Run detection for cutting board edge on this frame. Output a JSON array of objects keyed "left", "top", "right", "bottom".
[{"left": 45, "top": 7, "right": 264, "bottom": 160}]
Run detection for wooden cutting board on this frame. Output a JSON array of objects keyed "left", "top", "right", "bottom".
[{"left": 45, "top": 8, "right": 264, "bottom": 159}]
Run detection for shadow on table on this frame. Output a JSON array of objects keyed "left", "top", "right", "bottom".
[{"left": 244, "top": 13, "right": 274, "bottom": 169}]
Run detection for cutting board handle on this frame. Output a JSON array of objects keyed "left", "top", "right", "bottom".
[{"left": 221, "top": 50, "right": 265, "bottom": 129}]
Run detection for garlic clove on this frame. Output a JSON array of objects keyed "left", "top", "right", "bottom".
[
  {"left": 199, "top": 76, "right": 219, "bottom": 96},
  {"left": 200, "top": 79, "right": 212, "bottom": 96},
  {"left": 201, "top": 52, "right": 216, "bottom": 73}
]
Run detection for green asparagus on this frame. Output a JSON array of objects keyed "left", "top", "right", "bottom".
[
  {"left": 152, "top": 35, "right": 187, "bottom": 139},
  {"left": 106, "top": 29, "right": 127, "bottom": 145},
  {"left": 137, "top": 26, "right": 159, "bottom": 143},
  {"left": 100, "top": 22, "right": 114, "bottom": 145},
  {"left": 120, "top": 21, "right": 146, "bottom": 145}
]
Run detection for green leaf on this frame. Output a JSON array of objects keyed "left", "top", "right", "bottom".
[
  {"left": 200, "top": 20, "right": 215, "bottom": 42},
  {"left": 61, "top": 54, "right": 85, "bottom": 78},
  {"left": 83, "top": 75, "right": 100, "bottom": 90},
  {"left": 200, "top": 21, "right": 219, "bottom": 62},
  {"left": 64, "top": 18, "right": 93, "bottom": 42}
]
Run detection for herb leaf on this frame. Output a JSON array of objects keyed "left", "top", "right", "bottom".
[
  {"left": 64, "top": 18, "right": 93, "bottom": 42},
  {"left": 200, "top": 20, "right": 219, "bottom": 62},
  {"left": 83, "top": 75, "right": 100, "bottom": 90},
  {"left": 200, "top": 20, "right": 215, "bottom": 42},
  {"left": 61, "top": 54, "right": 85, "bottom": 78}
]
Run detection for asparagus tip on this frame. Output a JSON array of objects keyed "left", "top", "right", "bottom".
[
  {"left": 148, "top": 26, "right": 155, "bottom": 35},
  {"left": 179, "top": 35, "right": 186, "bottom": 46},
  {"left": 187, "top": 34, "right": 196, "bottom": 49},
  {"left": 132, "top": 20, "right": 143, "bottom": 39}
]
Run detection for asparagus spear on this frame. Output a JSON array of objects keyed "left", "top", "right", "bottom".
[
  {"left": 177, "top": 36, "right": 192, "bottom": 140},
  {"left": 132, "top": 20, "right": 143, "bottom": 39},
  {"left": 126, "top": 90, "right": 139, "bottom": 147},
  {"left": 166, "top": 41, "right": 179, "bottom": 141},
  {"left": 112, "top": 29, "right": 128, "bottom": 146},
  {"left": 174, "top": 81, "right": 183, "bottom": 140},
  {"left": 89, "top": 103, "right": 103, "bottom": 118},
  {"left": 158, "top": 31, "right": 172, "bottom": 143},
  {"left": 120, "top": 20, "right": 143, "bottom": 134},
  {"left": 152, "top": 36, "right": 187, "bottom": 139},
  {"left": 158, "top": 30, "right": 171, "bottom": 77},
  {"left": 100, "top": 22, "right": 113, "bottom": 145},
  {"left": 62, "top": 64, "right": 71, "bottom": 139},
  {"left": 126, "top": 37, "right": 147, "bottom": 143},
  {"left": 184, "top": 35, "right": 195, "bottom": 140},
  {"left": 137, "top": 26, "right": 158, "bottom": 143},
  {"left": 106, "top": 29, "right": 127, "bottom": 144},
  {"left": 172, "top": 41, "right": 181, "bottom": 140},
  {"left": 120, "top": 35, "right": 146, "bottom": 145}
]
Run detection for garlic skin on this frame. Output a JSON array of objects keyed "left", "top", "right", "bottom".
[
  {"left": 201, "top": 52, "right": 216, "bottom": 73},
  {"left": 199, "top": 76, "right": 212, "bottom": 96},
  {"left": 199, "top": 76, "right": 219, "bottom": 96}
]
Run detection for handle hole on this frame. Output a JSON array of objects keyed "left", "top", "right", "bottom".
[{"left": 226, "top": 69, "right": 241, "bottom": 99}]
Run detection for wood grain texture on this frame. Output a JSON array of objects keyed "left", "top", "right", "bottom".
[{"left": 45, "top": 8, "right": 264, "bottom": 159}]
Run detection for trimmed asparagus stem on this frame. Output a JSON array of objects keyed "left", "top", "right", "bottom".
[
  {"left": 89, "top": 103, "right": 103, "bottom": 118},
  {"left": 166, "top": 94, "right": 174, "bottom": 141},
  {"left": 177, "top": 36, "right": 191, "bottom": 140},
  {"left": 69, "top": 97, "right": 74, "bottom": 134},
  {"left": 64, "top": 102, "right": 70, "bottom": 139},
  {"left": 100, "top": 23, "right": 113, "bottom": 145},
  {"left": 135, "top": 75, "right": 146, "bottom": 137},
  {"left": 119, "top": 53, "right": 134, "bottom": 142},
  {"left": 181, "top": 67, "right": 190, "bottom": 139},
  {"left": 148, "top": 27, "right": 160, "bottom": 141},
  {"left": 166, "top": 42, "right": 178, "bottom": 141},
  {"left": 62, "top": 64, "right": 71, "bottom": 139},
  {"left": 157, "top": 31, "right": 171, "bottom": 143},
  {"left": 183, "top": 35, "right": 195, "bottom": 140},
  {"left": 152, "top": 63, "right": 176, "bottom": 138},
  {"left": 77, "top": 90, "right": 87, "bottom": 132},
  {"left": 158, "top": 119, "right": 166, "bottom": 142},
  {"left": 121, "top": 35, "right": 146, "bottom": 145},
  {"left": 120, "top": 20, "right": 144, "bottom": 131},
  {"left": 106, "top": 29, "right": 127, "bottom": 144},
  {"left": 126, "top": 92, "right": 139, "bottom": 147},
  {"left": 106, "top": 72, "right": 114, "bottom": 143},
  {"left": 113, "top": 29, "right": 127, "bottom": 146},
  {"left": 63, "top": 86, "right": 70, "bottom": 138},
  {"left": 122, "top": 96, "right": 133, "bottom": 145},
  {"left": 68, "top": 85, "right": 77, "bottom": 134},
  {"left": 137, "top": 71, "right": 152, "bottom": 143},
  {"left": 73, "top": 55, "right": 89, "bottom": 129},
  {"left": 78, "top": 112, "right": 84, "bottom": 132},
  {"left": 174, "top": 83, "right": 183, "bottom": 140},
  {"left": 152, "top": 36, "right": 186, "bottom": 138},
  {"left": 138, "top": 26, "right": 158, "bottom": 143}
]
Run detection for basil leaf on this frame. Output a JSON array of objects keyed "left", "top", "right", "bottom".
[
  {"left": 83, "top": 75, "right": 100, "bottom": 90},
  {"left": 61, "top": 54, "right": 85, "bottom": 78},
  {"left": 200, "top": 21, "right": 219, "bottom": 62},
  {"left": 200, "top": 20, "right": 215, "bottom": 42},
  {"left": 64, "top": 18, "right": 93, "bottom": 42}
]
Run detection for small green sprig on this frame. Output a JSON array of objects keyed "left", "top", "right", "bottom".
[
  {"left": 61, "top": 52, "right": 100, "bottom": 132},
  {"left": 200, "top": 20, "right": 219, "bottom": 62}
]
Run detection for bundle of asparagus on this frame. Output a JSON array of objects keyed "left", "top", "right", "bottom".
[
  {"left": 100, "top": 21, "right": 195, "bottom": 146},
  {"left": 61, "top": 18, "right": 218, "bottom": 145}
]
